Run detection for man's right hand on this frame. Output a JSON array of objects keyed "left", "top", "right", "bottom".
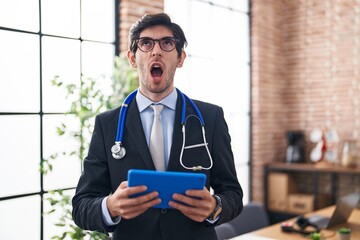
[{"left": 106, "top": 181, "right": 161, "bottom": 219}]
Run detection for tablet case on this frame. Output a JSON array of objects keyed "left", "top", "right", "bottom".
[{"left": 127, "top": 169, "right": 206, "bottom": 209}]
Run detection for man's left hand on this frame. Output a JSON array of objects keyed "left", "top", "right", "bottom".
[{"left": 168, "top": 187, "right": 216, "bottom": 222}]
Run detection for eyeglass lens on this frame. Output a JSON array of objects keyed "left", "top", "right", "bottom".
[{"left": 137, "top": 37, "right": 177, "bottom": 52}]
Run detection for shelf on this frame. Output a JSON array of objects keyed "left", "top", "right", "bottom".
[
  {"left": 264, "top": 162, "right": 360, "bottom": 223},
  {"left": 266, "top": 162, "right": 360, "bottom": 174}
]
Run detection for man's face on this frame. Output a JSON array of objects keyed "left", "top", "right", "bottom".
[{"left": 127, "top": 25, "right": 186, "bottom": 101}]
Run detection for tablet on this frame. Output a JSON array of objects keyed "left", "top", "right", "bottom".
[{"left": 127, "top": 169, "right": 206, "bottom": 209}]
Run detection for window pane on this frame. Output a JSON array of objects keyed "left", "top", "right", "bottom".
[
  {"left": 82, "top": 41, "right": 115, "bottom": 83},
  {"left": 211, "top": 0, "right": 249, "bottom": 12},
  {"left": 0, "top": 31, "right": 40, "bottom": 112},
  {"left": 43, "top": 189, "right": 75, "bottom": 239},
  {"left": 175, "top": 56, "right": 213, "bottom": 101},
  {"left": 0, "top": 0, "right": 39, "bottom": 32},
  {"left": 41, "top": 0, "right": 80, "bottom": 38},
  {"left": 42, "top": 36, "right": 81, "bottom": 113},
  {"left": 215, "top": 64, "right": 250, "bottom": 112},
  {"left": 81, "top": 0, "right": 115, "bottom": 42},
  {"left": 186, "top": 1, "right": 212, "bottom": 57},
  {"left": 226, "top": 113, "right": 250, "bottom": 166},
  {"left": 212, "top": 9, "right": 250, "bottom": 65},
  {"left": 236, "top": 165, "right": 249, "bottom": 204},
  {"left": 0, "top": 195, "right": 40, "bottom": 240},
  {"left": 0, "top": 116, "right": 40, "bottom": 197},
  {"left": 164, "top": 0, "right": 190, "bottom": 38},
  {"left": 43, "top": 115, "right": 81, "bottom": 190}
]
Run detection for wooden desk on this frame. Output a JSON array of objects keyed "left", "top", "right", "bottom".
[{"left": 231, "top": 206, "right": 360, "bottom": 240}]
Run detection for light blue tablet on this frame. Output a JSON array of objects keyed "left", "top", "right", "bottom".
[{"left": 127, "top": 169, "right": 207, "bottom": 209}]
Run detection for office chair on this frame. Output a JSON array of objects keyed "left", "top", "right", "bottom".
[
  {"left": 215, "top": 222, "right": 237, "bottom": 240},
  {"left": 215, "top": 202, "right": 270, "bottom": 239}
]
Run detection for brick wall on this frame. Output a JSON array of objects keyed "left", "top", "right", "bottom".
[
  {"left": 251, "top": 0, "right": 360, "bottom": 203},
  {"left": 118, "top": 0, "right": 164, "bottom": 54}
]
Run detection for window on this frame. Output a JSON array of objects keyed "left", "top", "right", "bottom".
[
  {"left": 0, "top": 0, "right": 116, "bottom": 238},
  {"left": 165, "top": 0, "right": 251, "bottom": 203}
]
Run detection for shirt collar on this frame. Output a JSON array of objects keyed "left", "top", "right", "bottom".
[{"left": 136, "top": 88, "right": 177, "bottom": 112}]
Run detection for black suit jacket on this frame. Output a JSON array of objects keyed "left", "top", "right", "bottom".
[{"left": 72, "top": 95, "right": 243, "bottom": 240}]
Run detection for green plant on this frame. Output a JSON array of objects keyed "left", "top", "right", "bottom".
[
  {"left": 310, "top": 232, "right": 321, "bottom": 240},
  {"left": 41, "top": 54, "right": 139, "bottom": 239},
  {"left": 338, "top": 227, "right": 351, "bottom": 234}
]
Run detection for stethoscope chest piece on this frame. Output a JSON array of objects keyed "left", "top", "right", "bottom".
[{"left": 111, "top": 143, "right": 126, "bottom": 159}]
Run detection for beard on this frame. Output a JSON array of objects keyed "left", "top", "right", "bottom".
[{"left": 139, "top": 66, "right": 176, "bottom": 94}]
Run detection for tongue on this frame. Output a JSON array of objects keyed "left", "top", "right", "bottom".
[{"left": 151, "top": 68, "right": 162, "bottom": 78}]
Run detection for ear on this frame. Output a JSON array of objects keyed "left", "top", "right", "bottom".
[
  {"left": 177, "top": 51, "right": 186, "bottom": 68},
  {"left": 127, "top": 50, "right": 137, "bottom": 68}
]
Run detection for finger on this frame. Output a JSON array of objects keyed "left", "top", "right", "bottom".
[
  {"left": 172, "top": 193, "right": 214, "bottom": 217},
  {"left": 170, "top": 198, "right": 208, "bottom": 215},
  {"left": 129, "top": 191, "right": 160, "bottom": 206},
  {"left": 112, "top": 181, "right": 128, "bottom": 198},
  {"left": 185, "top": 187, "right": 209, "bottom": 198},
  {"left": 119, "top": 191, "right": 160, "bottom": 213},
  {"left": 168, "top": 201, "right": 207, "bottom": 222},
  {"left": 172, "top": 193, "right": 202, "bottom": 207},
  {"left": 120, "top": 196, "right": 162, "bottom": 219},
  {"left": 119, "top": 181, "right": 128, "bottom": 189},
  {"left": 122, "top": 185, "right": 148, "bottom": 197}
]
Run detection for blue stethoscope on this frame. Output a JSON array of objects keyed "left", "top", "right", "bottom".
[{"left": 111, "top": 88, "right": 213, "bottom": 171}]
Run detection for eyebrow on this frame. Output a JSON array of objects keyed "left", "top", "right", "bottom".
[{"left": 138, "top": 35, "right": 174, "bottom": 39}]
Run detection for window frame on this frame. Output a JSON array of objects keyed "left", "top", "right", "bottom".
[{"left": 0, "top": 0, "right": 119, "bottom": 238}]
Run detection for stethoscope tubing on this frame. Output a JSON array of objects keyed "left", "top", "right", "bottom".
[
  {"left": 183, "top": 93, "right": 205, "bottom": 126},
  {"left": 112, "top": 88, "right": 213, "bottom": 170},
  {"left": 115, "top": 89, "right": 138, "bottom": 144}
]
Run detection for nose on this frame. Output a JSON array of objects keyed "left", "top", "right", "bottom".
[{"left": 152, "top": 41, "right": 162, "bottom": 56}]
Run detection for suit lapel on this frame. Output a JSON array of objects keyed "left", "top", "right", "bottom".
[{"left": 125, "top": 98, "right": 155, "bottom": 169}]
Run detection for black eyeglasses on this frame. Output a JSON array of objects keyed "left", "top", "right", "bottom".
[{"left": 136, "top": 37, "right": 178, "bottom": 52}]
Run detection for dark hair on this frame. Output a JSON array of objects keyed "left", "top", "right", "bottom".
[{"left": 129, "top": 13, "right": 187, "bottom": 57}]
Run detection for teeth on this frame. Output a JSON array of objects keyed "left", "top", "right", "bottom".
[{"left": 153, "top": 64, "right": 160, "bottom": 68}]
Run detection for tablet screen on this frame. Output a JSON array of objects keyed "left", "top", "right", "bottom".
[{"left": 127, "top": 169, "right": 206, "bottom": 208}]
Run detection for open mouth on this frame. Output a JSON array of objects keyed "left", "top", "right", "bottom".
[{"left": 151, "top": 64, "right": 163, "bottom": 78}]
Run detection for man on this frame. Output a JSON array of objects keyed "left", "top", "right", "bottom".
[{"left": 72, "top": 13, "right": 243, "bottom": 240}]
